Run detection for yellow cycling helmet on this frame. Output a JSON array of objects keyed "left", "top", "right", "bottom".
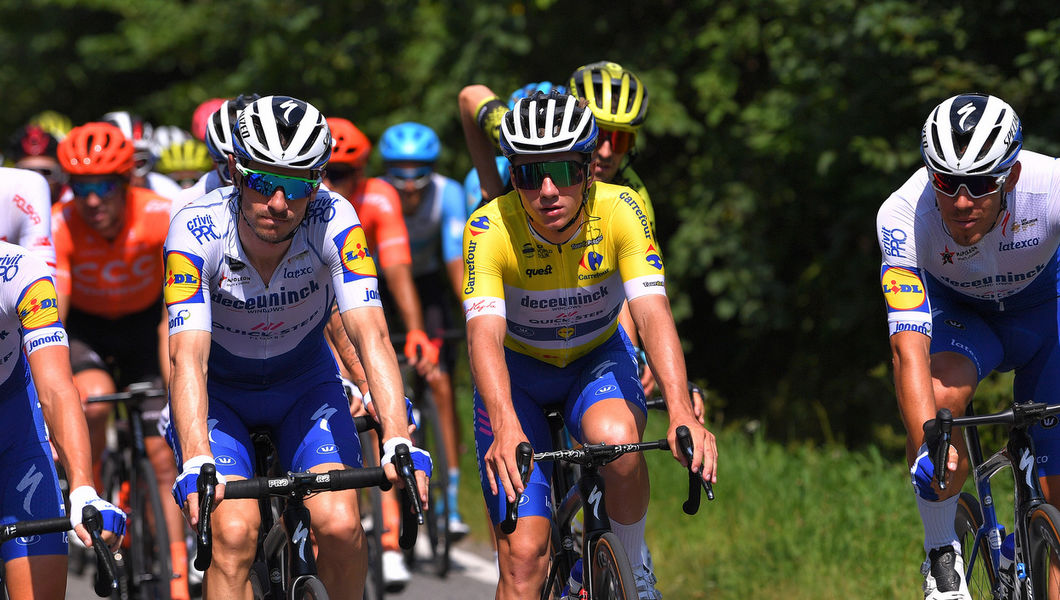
[
  {"left": 568, "top": 61, "right": 648, "bottom": 133},
  {"left": 29, "top": 110, "right": 73, "bottom": 141},
  {"left": 156, "top": 138, "right": 213, "bottom": 174}
]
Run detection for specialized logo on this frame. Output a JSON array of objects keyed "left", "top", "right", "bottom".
[
  {"left": 881, "top": 266, "right": 926, "bottom": 310},
  {"left": 164, "top": 251, "right": 205, "bottom": 306},
  {"left": 312, "top": 404, "right": 339, "bottom": 433},
  {"left": 469, "top": 216, "right": 490, "bottom": 236},
  {"left": 956, "top": 101, "right": 977, "bottom": 131},
  {"left": 580, "top": 251, "right": 603, "bottom": 272},
  {"left": 293, "top": 521, "right": 310, "bottom": 563},
  {"left": 0, "top": 253, "right": 23, "bottom": 282},
  {"left": 587, "top": 485, "right": 603, "bottom": 520},
  {"left": 334, "top": 225, "right": 377, "bottom": 283},
  {"left": 1020, "top": 448, "right": 1035, "bottom": 489},
  {"left": 17, "top": 278, "right": 60, "bottom": 330},
  {"left": 17, "top": 464, "right": 43, "bottom": 515},
  {"left": 645, "top": 244, "right": 662, "bottom": 270},
  {"left": 591, "top": 360, "right": 617, "bottom": 381}
]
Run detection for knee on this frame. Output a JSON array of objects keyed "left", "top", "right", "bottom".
[
  {"left": 501, "top": 534, "right": 549, "bottom": 581},
  {"left": 312, "top": 499, "right": 363, "bottom": 553},
  {"left": 930, "top": 352, "right": 977, "bottom": 410},
  {"left": 583, "top": 417, "right": 640, "bottom": 447},
  {"left": 212, "top": 509, "right": 258, "bottom": 568}
]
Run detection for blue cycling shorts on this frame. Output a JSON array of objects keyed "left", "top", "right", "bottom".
[
  {"left": 930, "top": 295, "right": 1060, "bottom": 476},
  {"left": 165, "top": 361, "right": 362, "bottom": 479},
  {"left": 474, "top": 328, "right": 646, "bottom": 525},
  {"left": 0, "top": 356, "right": 68, "bottom": 561}
]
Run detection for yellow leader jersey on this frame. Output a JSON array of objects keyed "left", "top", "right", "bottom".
[{"left": 461, "top": 181, "right": 666, "bottom": 367}]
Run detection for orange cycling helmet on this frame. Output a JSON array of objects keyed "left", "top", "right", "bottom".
[
  {"left": 326, "top": 117, "right": 371, "bottom": 168},
  {"left": 58, "top": 122, "right": 135, "bottom": 176}
]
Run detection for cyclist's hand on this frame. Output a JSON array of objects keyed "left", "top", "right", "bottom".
[
  {"left": 382, "top": 437, "right": 432, "bottom": 508},
  {"left": 912, "top": 441, "right": 959, "bottom": 498},
  {"left": 484, "top": 425, "right": 531, "bottom": 504},
  {"left": 69, "top": 486, "right": 126, "bottom": 550},
  {"left": 404, "top": 329, "right": 440, "bottom": 375},
  {"left": 172, "top": 455, "right": 226, "bottom": 526},
  {"left": 669, "top": 420, "right": 717, "bottom": 484}
]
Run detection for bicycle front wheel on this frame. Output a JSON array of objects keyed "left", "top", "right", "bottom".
[
  {"left": 1028, "top": 503, "right": 1060, "bottom": 599},
  {"left": 414, "top": 395, "right": 451, "bottom": 577},
  {"left": 955, "top": 492, "right": 997, "bottom": 599},
  {"left": 292, "top": 575, "right": 330, "bottom": 599},
  {"left": 588, "top": 532, "right": 637, "bottom": 600}
]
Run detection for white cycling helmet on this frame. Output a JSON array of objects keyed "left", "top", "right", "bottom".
[
  {"left": 205, "top": 94, "right": 261, "bottom": 163},
  {"left": 233, "top": 95, "right": 331, "bottom": 171},
  {"left": 101, "top": 110, "right": 156, "bottom": 177},
  {"left": 921, "top": 93, "right": 1022, "bottom": 176},
  {"left": 499, "top": 91, "right": 597, "bottom": 160}
]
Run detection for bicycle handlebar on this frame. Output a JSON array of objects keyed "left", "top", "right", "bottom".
[
  {"left": 925, "top": 401, "right": 1060, "bottom": 490},
  {"left": 501, "top": 425, "right": 712, "bottom": 533},
  {"left": 85, "top": 382, "right": 166, "bottom": 406},
  {"left": 1, "top": 506, "right": 119, "bottom": 597}
]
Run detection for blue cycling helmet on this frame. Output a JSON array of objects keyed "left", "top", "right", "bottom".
[
  {"left": 379, "top": 122, "right": 440, "bottom": 163},
  {"left": 508, "top": 81, "right": 569, "bottom": 110},
  {"left": 464, "top": 156, "right": 511, "bottom": 210}
]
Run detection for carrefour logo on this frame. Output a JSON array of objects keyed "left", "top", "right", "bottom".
[
  {"left": 469, "top": 216, "right": 490, "bottom": 236},
  {"left": 644, "top": 244, "right": 662, "bottom": 270},
  {"left": 334, "top": 225, "right": 377, "bottom": 283},
  {"left": 881, "top": 266, "right": 926, "bottom": 310},
  {"left": 164, "top": 251, "right": 205, "bottom": 306},
  {"left": 16, "top": 278, "right": 60, "bottom": 331},
  {"left": 580, "top": 251, "right": 603, "bottom": 272}
]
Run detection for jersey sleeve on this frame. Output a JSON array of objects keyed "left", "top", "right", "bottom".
[
  {"left": 877, "top": 179, "right": 932, "bottom": 337},
  {"left": 324, "top": 197, "right": 383, "bottom": 313},
  {"left": 461, "top": 210, "right": 507, "bottom": 320},
  {"left": 440, "top": 178, "right": 469, "bottom": 265},
  {"left": 163, "top": 207, "right": 215, "bottom": 335},
  {"left": 11, "top": 251, "right": 66, "bottom": 355},
  {"left": 610, "top": 188, "right": 667, "bottom": 300}
]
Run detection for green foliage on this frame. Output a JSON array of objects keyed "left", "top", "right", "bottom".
[{"left": 2, "top": 0, "right": 1058, "bottom": 451}]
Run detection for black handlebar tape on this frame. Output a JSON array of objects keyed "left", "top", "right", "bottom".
[
  {"left": 194, "top": 463, "right": 217, "bottom": 572},
  {"left": 396, "top": 445, "right": 422, "bottom": 549}
]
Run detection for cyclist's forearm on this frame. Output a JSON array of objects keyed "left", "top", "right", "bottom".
[
  {"left": 458, "top": 85, "right": 506, "bottom": 200},
  {"left": 340, "top": 308, "right": 409, "bottom": 439},
  {"left": 326, "top": 304, "right": 368, "bottom": 390},
  {"left": 891, "top": 331, "right": 936, "bottom": 451},
  {"left": 629, "top": 296, "right": 695, "bottom": 420},
  {"left": 170, "top": 333, "right": 212, "bottom": 457},
  {"left": 382, "top": 263, "right": 425, "bottom": 332},
  {"left": 468, "top": 317, "right": 518, "bottom": 432}
]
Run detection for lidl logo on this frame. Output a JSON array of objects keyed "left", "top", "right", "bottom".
[
  {"left": 16, "top": 278, "right": 60, "bottom": 331},
  {"left": 334, "top": 225, "right": 377, "bottom": 283},
  {"left": 164, "top": 251, "right": 205, "bottom": 306},
  {"left": 881, "top": 266, "right": 926, "bottom": 310},
  {"left": 469, "top": 216, "right": 490, "bottom": 236}
]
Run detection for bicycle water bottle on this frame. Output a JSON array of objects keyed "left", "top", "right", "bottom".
[{"left": 999, "top": 531, "right": 1015, "bottom": 588}]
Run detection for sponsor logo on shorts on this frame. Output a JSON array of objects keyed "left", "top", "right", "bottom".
[
  {"left": 595, "top": 384, "right": 618, "bottom": 395},
  {"left": 215, "top": 455, "right": 236, "bottom": 466},
  {"left": 317, "top": 444, "right": 338, "bottom": 455},
  {"left": 945, "top": 319, "right": 966, "bottom": 330},
  {"left": 15, "top": 535, "right": 41, "bottom": 546}
]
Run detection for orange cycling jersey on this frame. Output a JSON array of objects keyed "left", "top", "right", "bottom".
[
  {"left": 53, "top": 187, "right": 171, "bottom": 319},
  {"left": 347, "top": 177, "right": 412, "bottom": 268}
]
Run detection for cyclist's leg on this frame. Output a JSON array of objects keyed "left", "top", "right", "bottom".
[
  {"left": 166, "top": 392, "right": 258, "bottom": 599},
  {"left": 474, "top": 351, "right": 562, "bottom": 600},
  {"left": 281, "top": 375, "right": 366, "bottom": 600},
  {"left": 0, "top": 369, "right": 71, "bottom": 599}
]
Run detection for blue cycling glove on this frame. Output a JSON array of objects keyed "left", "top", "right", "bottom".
[
  {"left": 69, "top": 486, "right": 127, "bottom": 536},
  {"left": 172, "top": 455, "right": 226, "bottom": 509},
  {"left": 382, "top": 437, "right": 433, "bottom": 478}
]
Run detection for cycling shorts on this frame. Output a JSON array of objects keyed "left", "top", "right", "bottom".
[
  {"left": 929, "top": 294, "right": 1060, "bottom": 476},
  {"left": 164, "top": 361, "right": 362, "bottom": 479},
  {"left": 473, "top": 328, "right": 645, "bottom": 524},
  {"left": 0, "top": 356, "right": 68, "bottom": 560}
]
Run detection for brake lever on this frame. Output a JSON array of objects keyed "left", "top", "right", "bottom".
[
  {"left": 501, "top": 442, "right": 533, "bottom": 534},
  {"left": 83, "top": 505, "right": 118, "bottom": 597},
  {"left": 195, "top": 463, "right": 217, "bottom": 572},
  {"left": 395, "top": 444, "right": 423, "bottom": 550}
]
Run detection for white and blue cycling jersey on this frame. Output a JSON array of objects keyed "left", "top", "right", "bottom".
[
  {"left": 0, "top": 241, "right": 69, "bottom": 559},
  {"left": 173, "top": 169, "right": 225, "bottom": 216},
  {"left": 162, "top": 187, "right": 381, "bottom": 479},
  {"left": 399, "top": 173, "right": 467, "bottom": 278},
  {"left": 877, "top": 150, "right": 1060, "bottom": 475}
]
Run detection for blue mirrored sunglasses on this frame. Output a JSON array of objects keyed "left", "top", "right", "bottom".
[
  {"left": 235, "top": 163, "right": 321, "bottom": 200},
  {"left": 70, "top": 179, "right": 121, "bottom": 198}
]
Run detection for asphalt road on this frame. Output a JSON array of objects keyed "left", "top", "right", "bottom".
[{"left": 64, "top": 538, "right": 499, "bottom": 599}]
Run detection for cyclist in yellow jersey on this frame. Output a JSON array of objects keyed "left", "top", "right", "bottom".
[{"left": 463, "top": 91, "right": 716, "bottom": 600}]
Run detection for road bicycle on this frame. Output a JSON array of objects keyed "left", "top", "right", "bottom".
[
  {"left": 87, "top": 382, "right": 172, "bottom": 600},
  {"left": 504, "top": 415, "right": 712, "bottom": 600},
  {"left": 1, "top": 505, "right": 119, "bottom": 598},
  {"left": 927, "top": 401, "right": 1060, "bottom": 599},
  {"left": 194, "top": 418, "right": 423, "bottom": 600}
]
